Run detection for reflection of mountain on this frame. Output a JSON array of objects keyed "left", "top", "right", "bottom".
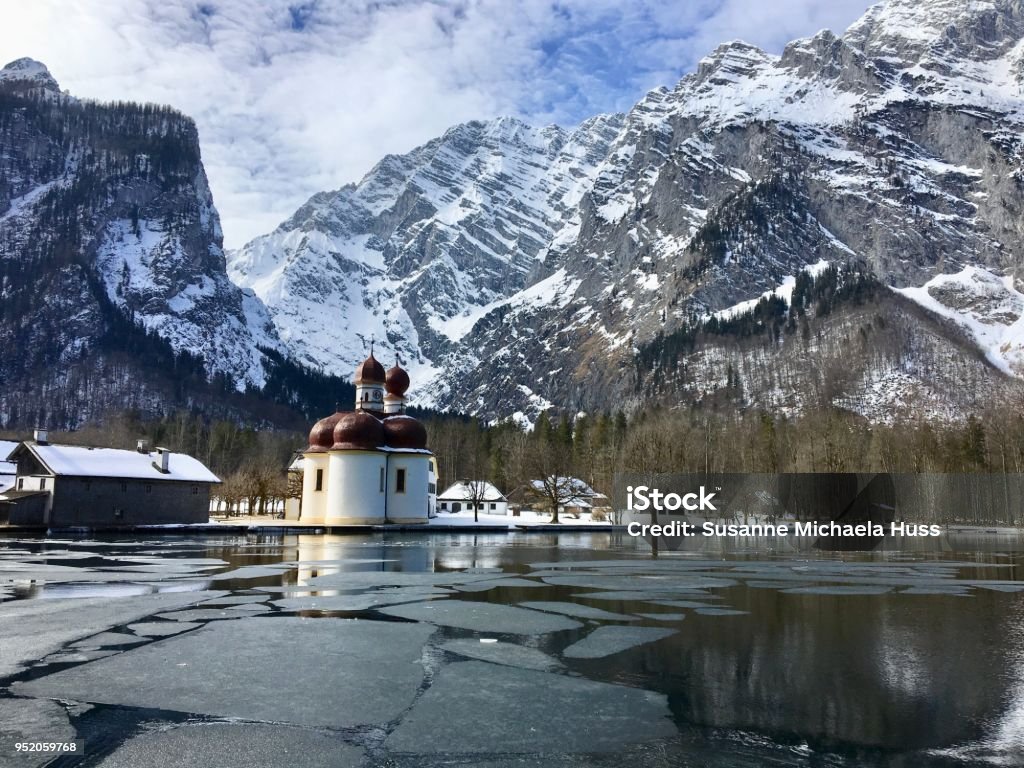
[
  {"left": 617, "top": 587, "right": 1007, "bottom": 750},
  {"left": 190, "top": 532, "right": 1016, "bottom": 754}
]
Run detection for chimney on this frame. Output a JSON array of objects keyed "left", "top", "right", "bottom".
[
  {"left": 33, "top": 428, "right": 48, "bottom": 445},
  {"left": 153, "top": 447, "right": 170, "bottom": 474},
  {"left": 137, "top": 439, "right": 149, "bottom": 453}
]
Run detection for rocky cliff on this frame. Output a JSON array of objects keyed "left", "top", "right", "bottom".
[
  {"left": 232, "top": 0, "right": 1024, "bottom": 423},
  {"left": 0, "top": 59, "right": 294, "bottom": 427}
]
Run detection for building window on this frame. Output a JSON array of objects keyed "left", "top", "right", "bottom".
[
  {"left": 428, "top": 483, "right": 436, "bottom": 494},
  {"left": 192, "top": 486, "right": 199, "bottom": 495},
  {"left": 396, "top": 468, "right": 406, "bottom": 494},
  {"left": 490, "top": 502, "right": 497, "bottom": 510},
  {"left": 440, "top": 502, "right": 447, "bottom": 511},
  {"left": 145, "top": 483, "right": 152, "bottom": 494},
  {"left": 17, "top": 478, "right": 23, "bottom": 490},
  {"left": 315, "top": 469, "right": 323, "bottom": 492},
  {"left": 40, "top": 478, "right": 46, "bottom": 490},
  {"left": 379, "top": 467, "right": 385, "bottom": 493}
]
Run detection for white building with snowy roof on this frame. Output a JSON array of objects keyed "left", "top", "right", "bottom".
[
  {"left": 437, "top": 480, "right": 508, "bottom": 516},
  {"left": 0, "top": 439, "right": 17, "bottom": 496},
  {"left": 1, "top": 431, "right": 219, "bottom": 527}
]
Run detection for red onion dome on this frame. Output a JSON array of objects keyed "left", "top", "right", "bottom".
[
  {"left": 308, "top": 412, "right": 345, "bottom": 453},
  {"left": 385, "top": 364, "right": 410, "bottom": 396},
  {"left": 354, "top": 353, "right": 386, "bottom": 384},
  {"left": 332, "top": 410, "right": 385, "bottom": 450},
  {"left": 383, "top": 414, "right": 428, "bottom": 450}
]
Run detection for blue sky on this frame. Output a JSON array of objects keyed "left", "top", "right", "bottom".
[{"left": 0, "top": 0, "right": 871, "bottom": 247}]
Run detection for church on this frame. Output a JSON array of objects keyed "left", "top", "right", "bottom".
[{"left": 299, "top": 351, "right": 437, "bottom": 524}]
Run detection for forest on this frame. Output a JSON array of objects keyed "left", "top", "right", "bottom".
[{"left": 4, "top": 396, "right": 1022, "bottom": 519}]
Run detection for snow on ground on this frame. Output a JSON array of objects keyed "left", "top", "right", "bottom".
[
  {"left": 0, "top": 179, "right": 64, "bottom": 225},
  {"left": 711, "top": 259, "right": 830, "bottom": 321},
  {"left": 896, "top": 266, "right": 1024, "bottom": 376},
  {"left": 428, "top": 510, "right": 611, "bottom": 528},
  {"left": 429, "top": 268, "right": 582, "bottom": 343}
]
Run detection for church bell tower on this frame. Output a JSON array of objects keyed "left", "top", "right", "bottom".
[{"left": 353, "top": 345, "right": 386, "bottom": 413}]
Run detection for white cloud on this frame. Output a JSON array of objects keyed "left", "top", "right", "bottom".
[{"left": 0, "top": 0, "right": 870, "bottom": 248}]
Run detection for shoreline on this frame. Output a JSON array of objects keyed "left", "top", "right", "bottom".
[
  {"left": 0, "top": 522, "right": 626, "bottom": 536},
  {"left": 0, "top": 522, "right": 1022, "bottom": 537}
]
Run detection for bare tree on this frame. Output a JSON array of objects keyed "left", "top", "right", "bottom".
[
  {"left": 528, "top": 474, "right": 590, "bottom": 524},
  {"left": 464, "top": 478, "right": 492, "bottom": 523}
]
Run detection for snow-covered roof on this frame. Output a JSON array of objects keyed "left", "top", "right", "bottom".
[
  {"left": 15, "top": 443, "right": 220, "bottom": 483},
  {"left": 529, "top": 477, "right": 595, "bottom": 503},
  {"left": 0, "top": 440, "right": 16, "bottom": 477},
  {"left": 438, "top": 480, "right": 507, "bottom": 502}
]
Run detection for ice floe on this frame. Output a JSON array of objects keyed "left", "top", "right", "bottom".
[
  {"left": 385, "top": 661, "right": 675, "bottom": 752},
  {"left": 563, "top": 626, "right": 677, "bottom": 659},
  {"left": 16, "top": 618, "right": 434, "bottom": 728},
  {"left": 378, "top": 601, "right": 582, "bottom": 634}
]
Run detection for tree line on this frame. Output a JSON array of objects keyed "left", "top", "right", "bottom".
[{"left": 4, "top": 399, "right": 1023, "bottom": 519}]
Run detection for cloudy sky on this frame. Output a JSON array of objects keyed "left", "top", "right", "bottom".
[{"left": 0, "top": 0, "right": 870, "bottom": 248}]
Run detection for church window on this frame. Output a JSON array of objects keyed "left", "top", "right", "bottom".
[
  {"left": 315, "top": 468, "right": 324, "bottom": 491},
  {"left": 396, "top": 468, "right": 406, "bottom": 494}
]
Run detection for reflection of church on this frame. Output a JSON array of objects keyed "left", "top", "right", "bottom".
[{"left": 299, "top": 351, "right": 437, "bottom": 524}]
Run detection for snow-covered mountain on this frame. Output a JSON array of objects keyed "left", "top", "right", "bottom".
[
  {"left": 5, "top": 0, "right": 1024, "bottom": 429},
  {"left": 231, "top": 0, "right": 1024, "bottom": 423},
  {"left": 227, "top": 114, "right": 624, "bottom": 384},
  {"left": 0, "top": 58, "right": 286, "bottom": 427}
]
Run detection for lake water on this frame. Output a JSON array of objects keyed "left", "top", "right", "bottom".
[{"left": 2, "top": 531, "right": 1024, "bottom": 767}]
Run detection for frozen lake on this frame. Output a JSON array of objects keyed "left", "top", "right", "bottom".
[{"left": 1, "top": 530, "right": 1024, "bottom": 766}]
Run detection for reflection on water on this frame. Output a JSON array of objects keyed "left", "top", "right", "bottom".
[{"left": 2, "top": 530, "right": 1024, "bottom": 766}]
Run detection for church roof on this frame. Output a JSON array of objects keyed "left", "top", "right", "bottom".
[
  {"left": 332, "top": 411, "right": 385, "bottom": 450},
  {"left": 354, "top": 352, "right": 386, "bottom": 384},
  {"left": 385, "top": 364, "right": 410, "bottom": 396},
  {"left": 382, "top": 414, "right": 427, "bottom": 450}
]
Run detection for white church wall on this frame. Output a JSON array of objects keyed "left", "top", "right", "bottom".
[
  {"left": 386, "top": 454, "right": 431, "bottom": 523},
  {"left": 325, "top": 451, "right": 387, "bottom": 524},
  {"left": 300, "top": 453, "right": 330, "bottom": 524}
]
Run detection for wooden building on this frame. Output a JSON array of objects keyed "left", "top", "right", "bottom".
[{"left": 2, "top": 432, "right": 219, "bottom": 527}]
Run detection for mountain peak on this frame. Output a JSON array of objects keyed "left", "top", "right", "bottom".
[
  {"left": 844, "top": 0, "right": 1024, "bottom": 62},
  {"left": 695, "top": 40, "right": 774, "bottom": 84},
  {"left": 0, "top": 58, "right": 60, "bottom": 92}
]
